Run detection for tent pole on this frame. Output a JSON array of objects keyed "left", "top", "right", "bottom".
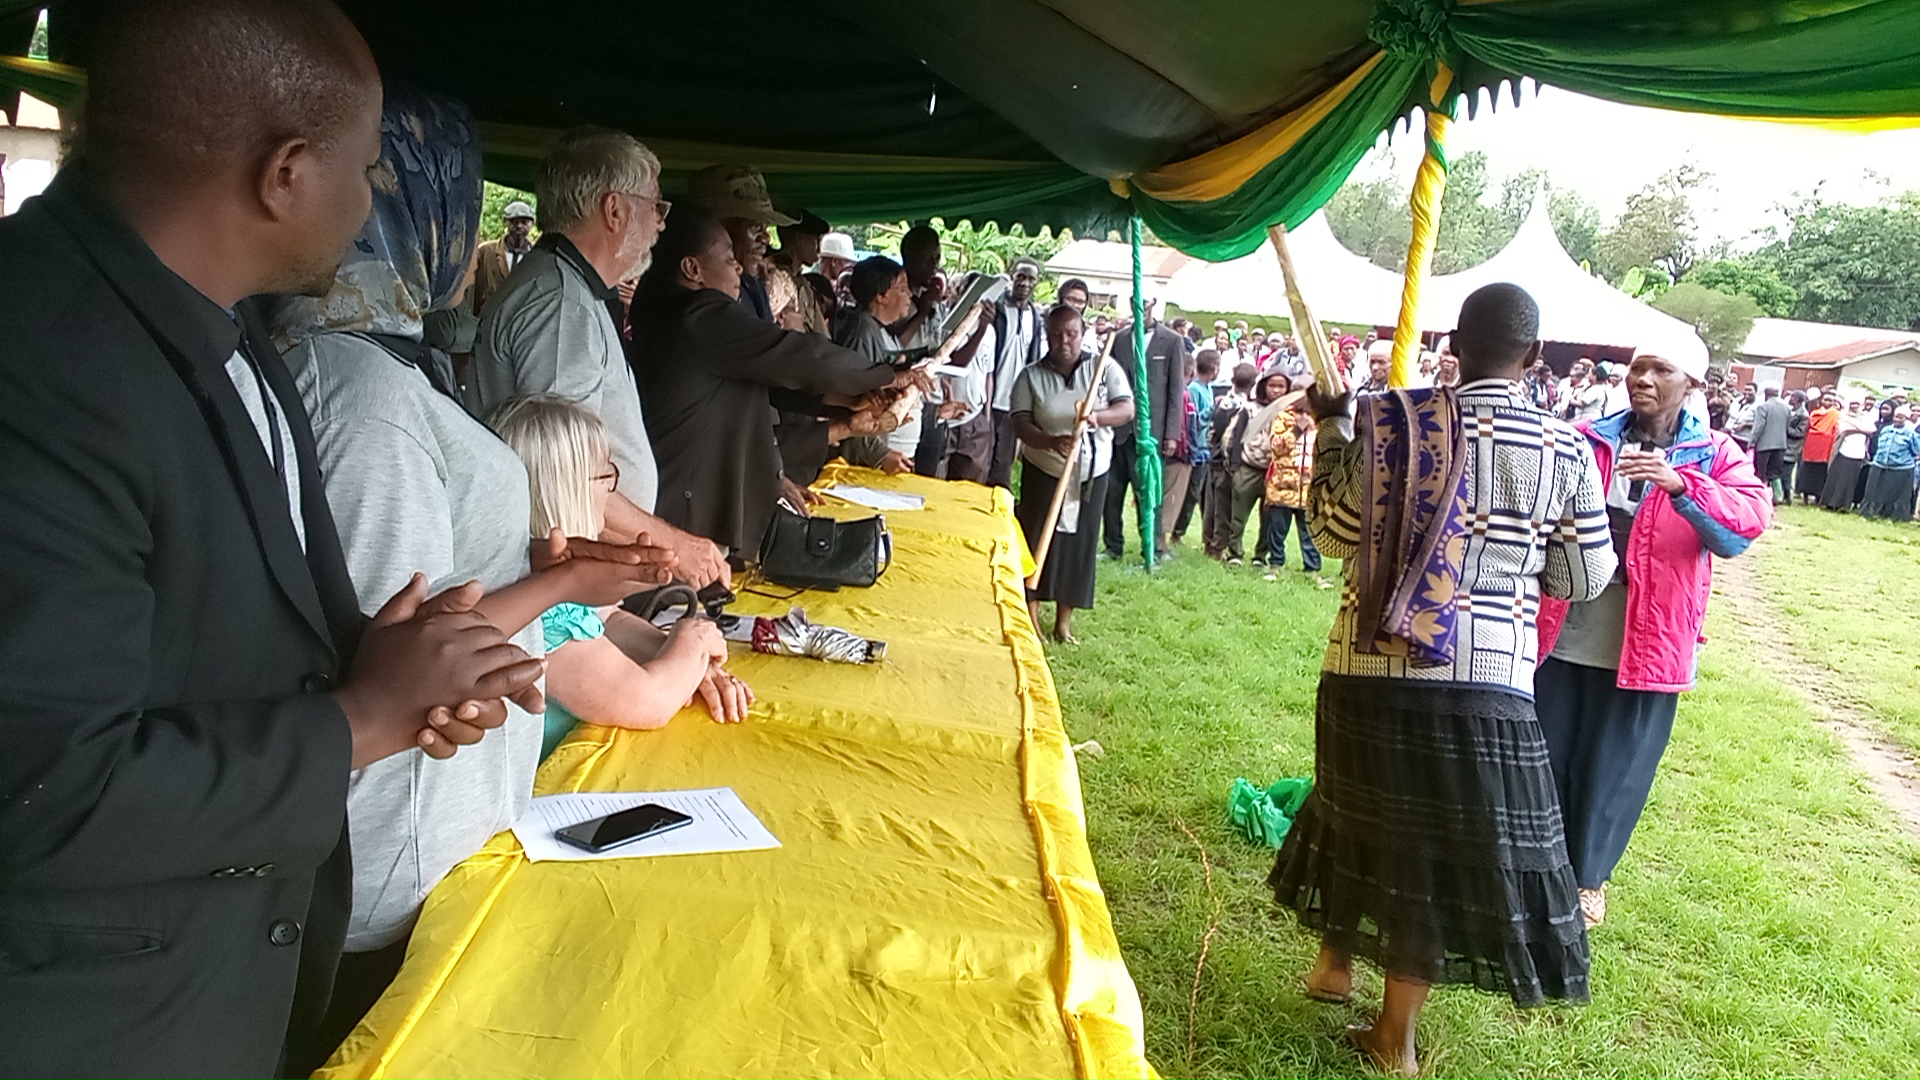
[
  {"left": 1390, "top": 63, "right": 1454, "bottom": 389},
  {"left": 1129, "top": 214, "right": 1160, "bottom": 570},
  {"left": 1267, "top": 224, "right": 1342, "bottom": 399}
]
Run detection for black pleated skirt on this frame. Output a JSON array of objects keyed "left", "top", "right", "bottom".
[
  {"left": 1860, "top": 464, "right": 1916, "bottom": 520},
  {"left": 1821, "top": 455, "right": 1866, "bottom": 509},
  {"left": 1015, "top": 465, "right": 1108, "bottom": 609},
  {"left": 1270, "top": 674, "right": 1591, "bottom": 1007}
]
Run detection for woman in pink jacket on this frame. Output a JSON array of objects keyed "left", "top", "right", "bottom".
[{"left": 1534, "top": 350, "right": 1772, "bottom": 929}]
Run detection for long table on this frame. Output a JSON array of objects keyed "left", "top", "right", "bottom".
[{"left": 317, "top": 466, "right": 1153, "bottom": 1079}]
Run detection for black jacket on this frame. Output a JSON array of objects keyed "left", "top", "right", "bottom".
[
  {"left": 630, "top": 287, "right": 895, "bottom": 553},
  {"left": 988, "top": 299, "right": 1045, "bottom": 400},
  {"left": 0, "top": 174, "right": 363, "bottom": 1076},
  {"left": 1111, "top": 321, "right": 1188, "bottom": 453}
]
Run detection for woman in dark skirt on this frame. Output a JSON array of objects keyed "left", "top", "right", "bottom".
[
  {"left": 1859, "top": 405, "right": 1920, "bottom": 520},
  {"left": 1273, "top": 285, "right": 1616, "bottom": 1076},
  {"left": 1534, "top": 353, "right": 1770, "bottom": 930},
  {"left": 1009, "top": 306, "right": 1132, "bottom": 643},
  {"left": 1819, "top": 398, "right": 1874, "bottom": 510}
]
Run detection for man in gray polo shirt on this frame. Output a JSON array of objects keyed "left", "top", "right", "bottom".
[{"left": 471, "top": 127, "right": 725, "bottom": 583}]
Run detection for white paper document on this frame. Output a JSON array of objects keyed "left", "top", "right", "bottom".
[
  {"left": 824, "top": 484, "right": 925, "bottom": 511},
  {"left": 512, "top": 787, "right": 781, "bottom": 863}
]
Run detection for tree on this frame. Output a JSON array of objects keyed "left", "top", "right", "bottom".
[
  {"left": 863, "top": 218, "right": 1069, "bottom": 279},
  {"left": 1328, "top": 149, "right": 1513, "bottom": 273},
  {"left": 479, "top": 182, "right": 537, "bottom": 244},
  {"left": 1749, "top": 192, "right": 1920, "bottom": 331},
  {"left": 1598, "top": 164, "right": 1709, "bottom": 283},
  {"left": 1653, "top": 283, "right": 1760, "bottom": 361},
  {"left": 1326, "top": 153, "right": 1606, "bottom": 275},
  {"left": 1687, "top": 258, "right": 1797, "bottom": 318},
  {"left": 1618, "top": 265, "right": 1672, "bottom": 301},
  {"left": 1496, "top": 167, "right": 1607, "bottom": 271},
  {"left": 28, "top": 9, "right": 48, "bottom": 60},
  {"left": 1323, "top": 162, "right": 1409, "bottom": 268}
]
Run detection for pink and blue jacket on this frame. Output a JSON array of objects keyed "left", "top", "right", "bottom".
[{"left": 1537, "top": 407, "right": 1772, "bottom": 693}]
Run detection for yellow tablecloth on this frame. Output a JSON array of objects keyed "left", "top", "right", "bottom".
[{"left": 318, "top": 466, "right": 1152, "bottom": 1079}]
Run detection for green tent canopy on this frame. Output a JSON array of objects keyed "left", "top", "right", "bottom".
[
  {"left": 5, "top": 0, "right": 1916, "bottom": 571},
  {"left": 5, "top": 0, "right": 1918, "bottom": 255}
]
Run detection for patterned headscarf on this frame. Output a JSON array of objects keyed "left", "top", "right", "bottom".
[{"left": 272, "top": 82, "right": 483, "bottom": 346}]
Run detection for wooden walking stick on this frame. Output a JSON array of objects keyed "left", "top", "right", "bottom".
[
  {"left": 1025, "top": 330, "right": 1119, "bottom": 590},
  {"left": 1267, "top": 223, "right": 1345, "bottom": 399}
]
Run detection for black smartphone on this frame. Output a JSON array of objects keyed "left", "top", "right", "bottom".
[{"left": 554, "top": 803, "right": 694, "bottom": 854}]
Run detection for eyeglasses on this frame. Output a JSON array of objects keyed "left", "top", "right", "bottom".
[
  {"left": 621, "top": 191, "right": 672, "bottom": 220},
  {"left": 592, "top": 461, "right": 621, "bottom": 488}
]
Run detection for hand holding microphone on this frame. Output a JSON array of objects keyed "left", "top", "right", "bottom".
[{"left": 1618, "top": 440, "right": 1683, "bottom": 499}]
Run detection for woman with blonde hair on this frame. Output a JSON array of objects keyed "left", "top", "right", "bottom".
[{"left": 491, "top": 396, "right": 753, "bottom": 758}]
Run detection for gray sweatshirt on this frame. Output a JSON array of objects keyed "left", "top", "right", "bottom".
[{"left": 288, "top": 332, "right": 543, "bottom": 951}]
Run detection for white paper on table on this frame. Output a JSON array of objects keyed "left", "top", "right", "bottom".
[
  {"left": 511, "top": 787, "right": 781, "bottom": 863},
  {"left": 824, "top": 484, "right": 925, "bottom": 511}
]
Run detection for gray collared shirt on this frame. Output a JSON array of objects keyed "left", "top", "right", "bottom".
[{"left": 470, "top": 244, "right": 659, "bottom": 512}]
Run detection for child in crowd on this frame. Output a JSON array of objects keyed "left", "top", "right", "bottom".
[
  {"left": 490, "top": 397, "right": 753, "bottom": 758},
  {"left": 1169, "top": 349, "right": 1219, "bottom": 546},
  {"left": 1259, "top": 391, "right": 1326, "bottom": 584},
  {"left": 1205, "top": 362, "right": 1259, "bottom": 559}
]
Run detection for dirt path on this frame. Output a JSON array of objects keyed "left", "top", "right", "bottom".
[{"left": 1715, "top": 552, "right": 1920, "bottom": 841}]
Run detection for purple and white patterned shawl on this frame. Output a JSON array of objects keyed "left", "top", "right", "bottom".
[{"left": 1349, "top": 386, "right": 1471, "bottom": 666}]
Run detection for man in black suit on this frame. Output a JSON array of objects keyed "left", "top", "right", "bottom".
[
  {"left": 1103, "top": 294, "right": 1189, "bottom": 561},
  {"left": 0, "top": 1, "right": 546, "bottom": 1075}
]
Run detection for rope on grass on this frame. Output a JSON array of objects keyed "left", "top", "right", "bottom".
[{"left": 1173, "top": 815, "right": 1222, "bottom": 1072}]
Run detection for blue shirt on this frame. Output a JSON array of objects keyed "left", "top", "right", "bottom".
[
  {"left": 538, "top": 603, "right": 607, "bottom": 759},
  {"left": 1871, "top": 424, "right": 1920, "bottom": 470},
  {"left": 1185, "top": 380, "right": 1214, "bottom": 465}
]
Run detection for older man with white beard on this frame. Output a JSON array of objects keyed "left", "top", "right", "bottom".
[{"left": 471, "top": 126, "right": 725, "bottom": 583}]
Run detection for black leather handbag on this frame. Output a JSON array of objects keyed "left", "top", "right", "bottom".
[{"left": 757, "top": 507, "right": 892, "bottom": 590}]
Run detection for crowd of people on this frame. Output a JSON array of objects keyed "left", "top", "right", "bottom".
[
  {"left": 1709, "top": 379, "right": 1920, "bottom": 522},
  {"left": 0, "top": 2, "right": 1881, "bottom": 1078},
  {"left": 0, "top": 0, "right": 1180, "bottom": 1071}
]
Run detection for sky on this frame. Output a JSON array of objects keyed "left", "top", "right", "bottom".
[{"left": 1349, "top": 83, "right": 1920, "bottom": 252}]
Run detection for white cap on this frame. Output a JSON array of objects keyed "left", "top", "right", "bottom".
[
  {"left": 502, "top": 200, "right": 535, "bottom": 221},
  {"left": 819, "top": 232, "right": 857, "bottom": 262},
  {"left": 1632, "top": 347, "right": 1710, "bottom": 383}
]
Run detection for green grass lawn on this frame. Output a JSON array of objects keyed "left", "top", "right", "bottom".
[
  {"left": 1751, "top": 503, "right": 1920, "bottom": 755},
  {"left": 1050, "top": 518, "right": 1920, "bottom": 1078}
]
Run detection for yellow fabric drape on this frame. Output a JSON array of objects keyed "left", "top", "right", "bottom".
[
  {"left": 317, "top": 466, "right": 1153, "bottom": 1080},
  {"left": 1733, "top": 113, "right": 1920, "bottom": 132},
  {"left": 1126, "top": 52, "right": 1388, "bottom": 203},
  {"left": 0, "top": 55, "right": 82, "bottom": 84},
  {"left": 1389, "top": 64, "right": 1454, "bottom": 389}
]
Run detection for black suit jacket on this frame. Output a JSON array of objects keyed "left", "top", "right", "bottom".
[
  {"left": 631, "top": 287, "right": 895, "bottom": 553},
  {"left": 1112, "top": 321, "right": 1188, "bottom": 453},
  {"left": 0, "top": 174, "right": 363, "bottom": 1076}
]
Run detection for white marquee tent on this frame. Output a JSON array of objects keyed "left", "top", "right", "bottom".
[
  {"left": 1161, "top": 211, "right": 1406, "bottom": 329},
  {"left": 1165, "top": 198, "right": 1711, "bottom": 371}
]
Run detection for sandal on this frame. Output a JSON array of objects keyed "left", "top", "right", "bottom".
[{"left": 1304, "top": 985, "right": 1352, "bottom": 1005}]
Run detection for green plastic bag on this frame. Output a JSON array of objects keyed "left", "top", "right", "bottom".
[{"left": 1227, "top": 776, "right": 1312, "bottom": 848}]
